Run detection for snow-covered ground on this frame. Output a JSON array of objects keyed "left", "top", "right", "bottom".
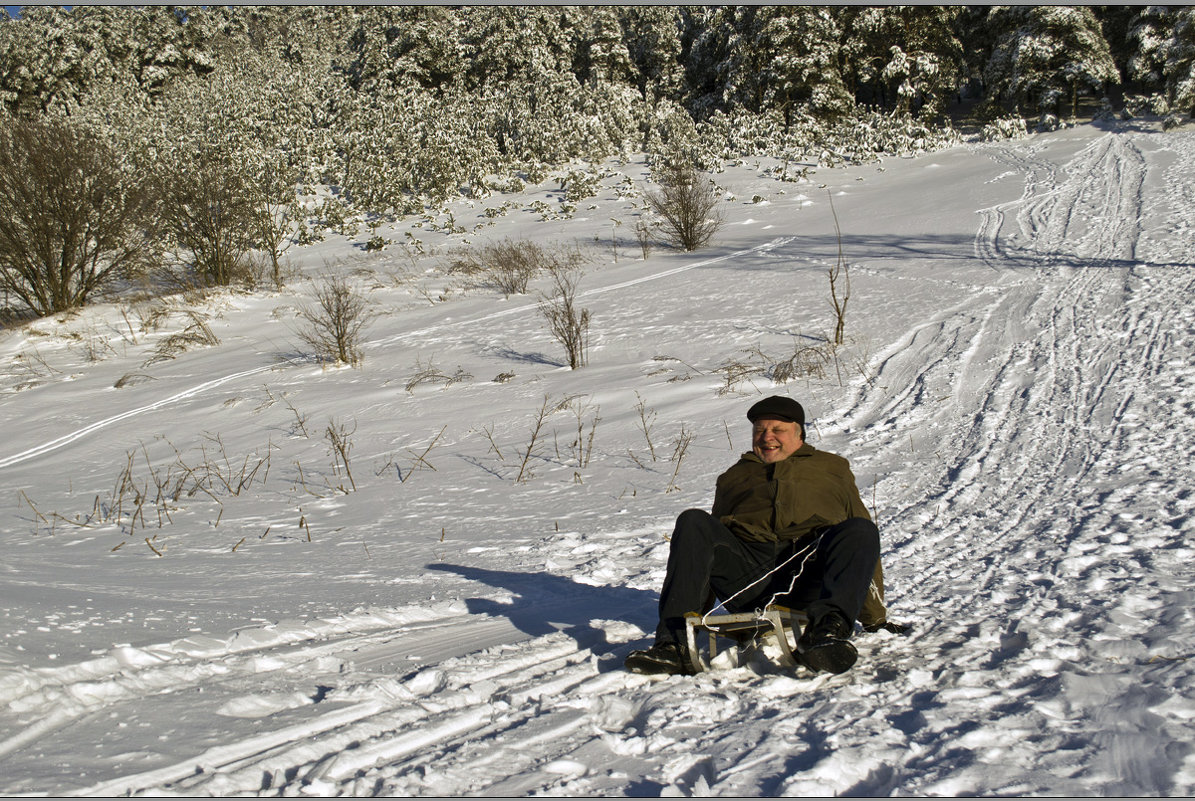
[{"left": 1, "top": 120, "right": 1193, "bottom": 796}]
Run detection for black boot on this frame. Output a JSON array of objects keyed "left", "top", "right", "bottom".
[
  {"left": 798, "top": 610, "right": 857, "bottom": 674},
  {"left": 625, "top": 641, "right": 695, "bottom": 676}
]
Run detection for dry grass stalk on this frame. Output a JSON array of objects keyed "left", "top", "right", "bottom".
[
  {"left": 772, "top": 343, "right": 834, "bottom": 383},
  {"left": 285, "top": 398, "right": 310, "bottom": 437},
  {"left": 325, "top": 418, "right": 357, "bottom": 491},
  {"left": 516, "top": 395, "right": 554, "bottom": 483},
  {"left": 401, "top": 425, "right": 448, "bottom": 483},
  {"left": 633, "top": 391, "right": 658, "bottom": 461},
  {"left": 666, "top": 426, "right": 695, "bottom": 493},
  {"left": 405, "top": 357, "right": 472, "bottom": 393},
  {"left": 479, "top": 423, "right": 504, "bottom": 461},
  {"left": 144, "top": 311, "right": 220, "bottom": 366},
  {"left": 714, "top": 359, "right": 766, "bottom": 396}
]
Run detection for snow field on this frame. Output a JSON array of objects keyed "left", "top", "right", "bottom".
[{"left": 1, "top": 122, "right": 1194, "bottom": 795}]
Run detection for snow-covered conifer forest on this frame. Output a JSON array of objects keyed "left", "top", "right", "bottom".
[
  {"left": 2, "top": 5, "right": 1195, "bottom": 796},
  {"left": 0, "top": 6, "right": 1192, "bottom": 307}
]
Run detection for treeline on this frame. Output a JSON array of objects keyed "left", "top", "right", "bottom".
[{"left": 0, "top": 6, "right": 1192, "bottom": 316}]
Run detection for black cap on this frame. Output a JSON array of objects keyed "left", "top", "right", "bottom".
[{"left": 747, "top": 396, "right": 805, "bottom": 425}]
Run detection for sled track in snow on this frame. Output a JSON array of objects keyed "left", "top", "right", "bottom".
[
  {"left": 69, "top": 633, "right": 604, "bottom": 796},
  {"left": 1, "top": 594, "right": 639, "bottom": 796},
  {"left": 814, "top": 129, "right": 1195, "bottom": 795},
  {"left": 840, "top": 134, "right": 1152, "bottom": 585}
]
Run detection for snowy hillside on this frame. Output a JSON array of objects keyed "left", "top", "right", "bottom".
[{"left": 1, "top": 121, "right": 1194, "bottom": 796}]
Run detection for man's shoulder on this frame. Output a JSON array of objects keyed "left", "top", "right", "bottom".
[
  {"left": 717, "top": 453, "right": 763, "bottom": 480},
  {"left": 785, "top": 445, "right": 853, "bottom": 472}
]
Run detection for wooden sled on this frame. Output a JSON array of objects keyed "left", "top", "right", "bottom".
[{"left": 684, "top": 605, "right": 808, "bottom": 673}]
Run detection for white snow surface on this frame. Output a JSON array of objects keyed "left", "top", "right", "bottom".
[{"left": 1, "top": 122, "right": 1194, "bottom": 796}]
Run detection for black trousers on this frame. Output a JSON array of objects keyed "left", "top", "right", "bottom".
[{"left": 655, "top": 509, "right": 880, "bottom": 644}]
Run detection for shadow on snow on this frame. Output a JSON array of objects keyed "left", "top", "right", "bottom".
[{"left": 427, "top": 562, "right": 657, "bottom": 663}]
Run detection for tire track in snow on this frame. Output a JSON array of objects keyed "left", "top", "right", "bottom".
[{"left": 0, "top": 238, "right": 791, "bottom": 472}]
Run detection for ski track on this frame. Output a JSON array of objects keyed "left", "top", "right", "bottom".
[
  {"left": 828, "top": 129, "right": 1195, "bottom": 795},
  {"left": 4, "top": 129, "right": 1195, "bottom": 796},
  {"left": 0, "top": 238, "right": 792, "bottom": 473}
]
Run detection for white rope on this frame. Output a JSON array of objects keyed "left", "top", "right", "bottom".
[{"left": 699, "top": 532, "right": 824, "bottom": 629}]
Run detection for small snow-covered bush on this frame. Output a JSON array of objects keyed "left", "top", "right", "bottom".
[
  {"left": 981, "top": 115, "right": 1030, "bottom": 141},
  {"left": 1121, "top": 94, "right": 1169, "bottom": 119},
  {"left": 1163, "top": 113, "right": 1189, "bottom": 131},
  {"left": 561, "top": 167, "right": 603, "bottom": 204}
]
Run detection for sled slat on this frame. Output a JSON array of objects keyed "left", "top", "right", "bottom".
[{"left": 684, "top": 606, "right": 807, "bottom": 673}]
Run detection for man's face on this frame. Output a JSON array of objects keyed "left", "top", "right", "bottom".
[{"left": 752, "top": 417, "right": 803, "bottom": 463}]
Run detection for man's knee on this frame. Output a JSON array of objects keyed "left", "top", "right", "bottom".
[
  {"left": 826, "top": 517, "right": 880, "bottom": 559},
  {"left": 676, "top": 508, "right": 712, "bottom": 525},
  {"left": 672, "top": 508, "right": 717, "bottom": 545}
]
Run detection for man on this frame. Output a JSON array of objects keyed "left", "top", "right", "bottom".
[{"left": 625, "top": 395, "right": 887, "bottom": 676}]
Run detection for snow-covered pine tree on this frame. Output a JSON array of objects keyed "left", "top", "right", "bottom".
[
  {"left": 615, "top": 6, "right": 685, "bottom": 107},
  {"left": 680, "top": 6, "right": 852, "bottom": 128},
  {"left": 1125, "top": 6, "right": 1174, "bottom": 93},
  {"left": 839, "top": 6, "right": 964, "bottom": 119},
  {"left": 1161, "top": 8, "right": 1195, "bottom": 119},
  {"left": 981, "top": 6, "right": 1118, "bottom": 122},
  {"left": 341, "top": 5, "right": 463, "bottom": 94},
  {"left": 755, "top": 6, "right": 852, "bottom": 124}
]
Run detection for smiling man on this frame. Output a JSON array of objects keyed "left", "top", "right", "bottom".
[{"left": 625, "top": 395, "right": 888, "bottom": 676}]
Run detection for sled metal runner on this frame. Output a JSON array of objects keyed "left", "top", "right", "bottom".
[{"left": 684, "top": 605, "right": 808, "bottom": 673}]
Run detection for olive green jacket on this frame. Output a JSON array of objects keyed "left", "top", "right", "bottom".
[{"left": 711, "top": 443, "right": 887, "bottom": 625}]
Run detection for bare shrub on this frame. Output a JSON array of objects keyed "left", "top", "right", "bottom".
[
  {"left": 538, "top": 261, "right": 590, "bottom": 370},
  {"left": 564, "top": 395, "right": 600, "bottom": 469},
  {"left": 516, "top": 395, "right": 554, "bottom": 483},
  {"left": 450, "top": 238, "right": 545, "bottom": 298},
  {"left": 160, "top": 147, "right": 258, "bottom": 287},
  {"left": 643, "top": 161, "right": 723, "bottom": 251},
  {"left": 296, "top": 275, "right": 374, "bottom": 366},
  {"left": 633, "top": 391, "right": 659, "bottom": 461},
  {"left": 772, "top": 342, "right": 835, "bottom": 383},
  {"left": 143, "top": 310, "right": 220, "bottom": 366},
  {"left": 827, "top": 191, "right": 850, "bottom": 346},
  {"left": 404, "top": 356, "right": 472, "bottom": 393},
  {"left": 0, "top": 116, "right": 158, "bottom": 316}
]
